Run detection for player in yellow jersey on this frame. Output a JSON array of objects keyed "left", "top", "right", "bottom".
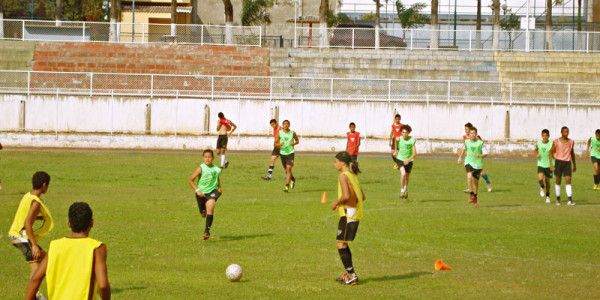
[
  {"left": 8, "top": 171, "right": 52, "bottom": 300},
  {"left": 25, "top": 202, "right": 111, "bottom": 300},
  {"left": 189, "top": 149, "right": 223, "bottom": 240},
  {"left": 331, "top": 151, "right": 365, "bottom": 285}
]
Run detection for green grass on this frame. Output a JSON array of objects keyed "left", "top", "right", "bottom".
[{"left": 1, "top": 150, "right": 599, "bottom": 299}]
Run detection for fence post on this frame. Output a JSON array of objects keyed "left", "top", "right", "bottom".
[
  {"left": 410, "top": 29, "right": 413, "bottom": 50},
  {"left": 586, "top": 32, "right": 590, "bottom": 53},
  {"left": 567, "top": 83, "right": 571, "bottom": 107},
  {"left": 175, "top": 90, "right": 179, "bottom": 136},
  {"left": 300, "top": 94, "right": 303, "bottom": 138},
  {"left": 27, "top": 71, "right": 30, "bottom": 96},
  {"left": 110, "top": 89, "right": 114, "bottom": 135},
  {"left": 22, "top": 21, "right": 25, "bottom": 41},
  {"left": 238, "top": 92, "right": 241, "bottom": 138},
  {"left": 82, "top": 22, "right": 86, "bottom": 42},
  {"left": 352, "top": 28, "right": 355, "bottom": 49},
  {"left": 259, "top": 27, "right": 262, "bottom": 47},
  {"left": 509, "top": 82, "right": 513, "bottom": 105},
  {"left": 150, "top": 74, "right": 154, "bottom": 98},
  {"left": 330, "top": 78, "right": 334, "bottom": 102},
  {"left": 55, "top": 88, "right": 59, "bottom": 136},
  {"left": 388, "top": 79, "right": 391, "bottom": 101},
  {"left": 447, "top": 80, "right": 451, "bottom": 104},
  {"left": 469, "top": 30, "right": 472, "bottom": 51},
  {"left": 201, "top": 25, "right": 204, "bottom": 45}
]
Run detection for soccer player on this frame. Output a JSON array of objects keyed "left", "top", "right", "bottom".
[
  {"left": 262, "top": 119, "right": 284, "bottom": 180},
  {"left": 331, "top": 151, "right": 365, "bottom": 286},
  {"left": 534, "top": 129, "right": 553, "bottom": 203},
  {"left": 393, "top": 124, "right": 417, "bottom": 199},
  {"left": 216, "top": 112, "right": 237, "bottom": 168},
  {"left": 25, "top": 202, "right": 111, "bottom": 300},
  {"left": 188, "top": 149, "right": 223, "bottom": 240},
  {"left": 389, "top": 114, "right": 403, "bottom": 168},
  {"left": 346, "top": 122, "right": 361, "bottom": 162},
  {"left": 550, "top": 126, "right": 576, "bottom": 205},
  {"left": 8, "top": 171, "right": 53, "bottom": 300},
  {"left": 276, "top": 120, "right": 299, "bottom": 192},
  {"left": 458, "top": 127, "right": 488, "bottom": 207},
  {"left": 586, "top": 129, "right": 600, "bottom": 190},
  {"left": 461, "top": 122, "right": 492, "bottom": 192}
]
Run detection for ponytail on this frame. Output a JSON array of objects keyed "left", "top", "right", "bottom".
[
  {"left": 335, "top": 151, "right": 361, "bottom": 174},
  {"left": 350, "top": 160, "right": 361, "bottom": 175}
]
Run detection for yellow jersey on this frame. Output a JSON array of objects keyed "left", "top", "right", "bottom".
[
  {"left": 47, "top": 237, "right": 104, "bottom": 300},
  {"left": 337, "top": 171, "right": 364, "bottom": 220},
  {"left": 8, "top": 192, "right": 54, "bottom": 240}
]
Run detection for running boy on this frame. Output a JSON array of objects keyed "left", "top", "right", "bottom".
[
  {"left": 188, "top": 149, "right": 223, "bottom": 240},
  {"left": 586, "top": 129, "right": 600, "bottom": 190},
  {"left": 458, "top": 127, "right": 488, "bottom": 207},
  {"left": 331, "top": 151, "right": 365, "bottom": 286},
  {"left": 346, "top": 122, "right": 361, "bottom": 162},
  {"left": 535, "top": 129, "right": 554, "bottom": 203},
  {"left": 461, "top": 122, "right": 492, "bottom": 192},
  {"left": 389, "top": 114, "right": 403, "bottom": 168},
  {"left": 393, "top": 125, "right": 417, "bottom": 199},
  {"left": 8, "top": 171, "right": 53, "bottom": 300},
  {"left": 25, "top": 202, "right": 111, "bottom": 300},
  {"left": 216, "top": 112, "right": 237, "bottom": 168},
  {"left": 276, "top": 120, "right": 299, "bottom": 192},
  {"left": 262, "top": 119, "right": 284, "bottom": 180},
  {"left": 550, "top": 126, "right": 576, "bottom": 205}
]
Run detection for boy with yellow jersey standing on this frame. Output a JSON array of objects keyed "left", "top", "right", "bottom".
[
  {"left": 276, "top": 120, "right": 299, "bottom": 192},
  {"left": 8, "top": 171, "right": 53, "bottom": 300},
  {"left": 586, "top": 129, "right": 600, "bottom": 190},
  {"left": 458, "top": 127, "right": 488, "bottom": 207},
  {"left": 189, "top": 149, "right": 223, "bottom": 240},
  {"left": 25, "top": 202, "right": 111, "bottom": 300},
  {"left": 331, "top": 151, "right": 365, "bottom": 286},
  {"left": 393, "top": 125, "right": 417, "bottom": 199},
  {"left": 534, "top": 129, "right": 553, "bottom": 203}
]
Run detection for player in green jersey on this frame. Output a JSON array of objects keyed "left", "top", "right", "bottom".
[
  {"left": 393, "top": 125, "right": 417, "bottom": 199},
  {"left": 587, "top": 129, "right": 600, "bottom": 190},
  {"left": 188, "top": 149, "right": 223, "bottom": 240},
  {"left": 457, "top": 127, "right": 488, "bottom": 207},
  {"left": 534, "top": 129, "right": 554, "bottom": 203},
  {"left": 276, "top": 120, "right": 299, "bottom": 192}
]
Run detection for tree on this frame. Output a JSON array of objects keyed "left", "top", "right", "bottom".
[
  {"left": 241, "top": 0, "right": 272, "bottom": 38},
  {"left": 545, "top": 0, "right": 553, "bottom": 50},
  {"left": 430, "top": 0, "right": 438, "bottom": 49},
  {"left": 360, "top": 12, "right": 377, "bottom": 20},
  {"left": 327, "top": 10, "right": 350, "bottom": 27},
  {"left": 500, "top": 11, "right": 519, "bottom": 49},
  {"left": 491, "top": 0, "right": 500, "bottom": 50},
  {"left": 319, "top": 0, "right": 329, "bottom": 47},
  {"left": 374, "top": 0, "right": 380, "bottom": 48},
  {"left": 476, "top": 0, "right": 482, "bottom": 48},
  {"left": 110, "top": 0, "right": 121, "bottom": 42},
  {"left": 395, "top": 0, "right": 429, "bottom": 39},
  {"left": 222, "top": 0, "right": 234, "bottom": 44},
  {"left": 170, "top": 0, "right": 177, "bottom": 36}
]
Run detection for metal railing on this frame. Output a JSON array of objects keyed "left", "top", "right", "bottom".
[
  {"left": 295, "top": 27, "right": 600, "bottom": 52},
  {"left": 1, "top": 70, "right": 599, "bottom": 106},
  {"left": 0, "top": 19, "right": 262, "bottom": 46}
]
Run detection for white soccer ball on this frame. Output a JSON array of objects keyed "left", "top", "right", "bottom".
[{"left": 225, "top": 264, "right": 243, "bottom": 282}]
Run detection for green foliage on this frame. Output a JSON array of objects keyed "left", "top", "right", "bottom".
[
  {"left": 395, "top": 0, "right": 429, "bottom": 30},
  {"left": 241, "top": 0, "right": 273, "bottom": 26},
  {"left": 327, "top": 10, "right": 350, "bottom": 27},
  {"left": 0, "top": 0, "right": 106, "bottom": 21},
  {"left": 500, "top": 12, "right": 520, "bottom": 31},
  {"left": 360, "top": 12, "right": 377, "bottom": 21}
]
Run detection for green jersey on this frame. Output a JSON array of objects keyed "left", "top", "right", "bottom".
[
  {"left": 536, "top": 140, "right": 553, "bottom": 168},
  {"left": 464, "top": 139, "right": 485, "bottom": 169},
  {"left": 196, "top": 163, "right": 222, "bottom": 193},
  {"left": 396, "top": 137, "right": 416, "bottom": 161},
  {"left": 590, "top": 136, "right": 600, "bottom": 159},
  {"left": 278, "top": 129, "right": 295, "bottom": 155}
]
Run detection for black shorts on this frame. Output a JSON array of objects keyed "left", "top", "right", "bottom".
[
  {"left": 537, "top": 166, "right": 553, "bottom": 178},
  {"left": 337, "top": 216, "right": 359, "bottom": 242},
  {"left": 271, "top": 147, "right": 281, "bottom": 156},
  {"left": 554, "top": 159, "right": 572, "bottom": 177},
  {"left": 281, "top": 153, "right": 295, "bottom": 166},
  {"left": 216, "top": 135, "right": 228, "bottom": 149},
  {"left": 465, "top": 164, "right": 482, "bottom": 179},
  {"left": 395, "top": 158, "right": 413, "bottom": 173},
  {"left": 351, "top": 155, "right": 358, "bottom": 162},
  {"left": 10, "top": 238, "right": 42, "bottom": 263},
  {"left": 390, "top": 141, "right": 397, "bottom": 151},
  {"left": 195, "top": 189, "right": 221, "bottom": 214},
  {"left": 592, "top": 156, "right": 600, "bottom": 164}
]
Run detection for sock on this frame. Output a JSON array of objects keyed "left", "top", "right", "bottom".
[
  {"left": 482, "top": 173, "right": 490, "bottom": 184},
  {"left": 555, "top": 184, "right": 561, "bottom": 199},
  {"left": 546, "top": 192, "right": 550, "bottom": 197},
  {"left": 401, "top": 186, "right": 406, "bottom": 193},
  {"left": 267, "top": 166, "right": 274, "bottom": 177},
  {"left": 338, "top": 247, "right": 355, "bottom": 274},
  {"left": 595, "top": 174, "right": 600, "bottom": 185},
  {"left": 566, "top": 184, "right": 572, "bottom": 198},
  {"left": 470, "top": 192, "right": 474, "bottom": 196},
  {"left": 540, "top": 183, "right": 545, "bottom": 188},
  {"left": 205, "top": 215, "right": 214, "bottom": 234},
  {"left": 474, "top": 193, "right": 477, "bottom": 198}
]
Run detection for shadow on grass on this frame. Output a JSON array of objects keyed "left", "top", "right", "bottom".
[
  {"left": 418, "top": 199, "right": 455, "bottom": 202},
  {"left": 219, "top": 233, "right": 273, "bottom": 241},
  {"left": 112, "top": 286, "right": 146, "bottom": 294},
  {"left": 485, "top": 204, "right": 522, "bottom": 208},
  {"left": 361, "top": 271, "right": 432, "bottom": 284}
]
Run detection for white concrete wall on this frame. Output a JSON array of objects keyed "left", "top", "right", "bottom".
[{"left": 0, "top": 94, "right": 598, "bottom": 153}]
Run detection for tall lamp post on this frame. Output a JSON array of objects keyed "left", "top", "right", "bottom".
[
  {"left": 293, "top": 0, "right": 298, "bottom": 48},
  {"left": 453, "top": 0, "right": 457, "bottom": 46},
  {"left": 132, "top": 0, "right": 136, "bottom": 42}
]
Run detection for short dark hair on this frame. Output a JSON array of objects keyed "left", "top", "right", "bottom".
[
  {"left": 470, "top": 127, "right": 478, "bottom": 133},
  {"left": 283, "top": 120, "right": 290, "bottom": 125},
  {"left": 401, "top": 124, "right": 412, "bottom": 133},
  {"left": 395, "top": 114, "right": 401, "bottom": 119},
  {"left": 561, "top": 126, "right": 569, "bottom": 131},
  {"left": 335, "top": 151, "right": 361, "bottom": 174},
  {"left": 465, "top": 122, "right": 473, "bottom": 128},
  {"left": 349, "top": 122, "right": 355, "bottom": 127},
  {"left": 596, "top": 129, "right": 600, "bottom": 135},
  {"left": 69, "top": 202, "right": 93, "bottom": 233},
  {"left": 269, "top": 119, "right": 277, "bottom": 124},
  {"left": 203, "top": 149, "right": 214, "bottom": 157},
  {"left": 218, "top": 112, "right": 224, "bottom": 118},
  {"left": 32, "top": 171, "right": 50, "bottom": 190},
  {"left": 542, "top": 129, "right": 550, "bottom": 135}
]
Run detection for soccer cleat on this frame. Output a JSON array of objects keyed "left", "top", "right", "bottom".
[
  {"left": 200, "top": 211, "right": 207, "bottom": 218},
  {"left": 343, "top": 274, "right": 358, "bottom": 285},
  {"left": 393, "top": 163, "right": 399, "bottom": 169},
  {"left": 290, "top": 179, "right": 296, "bottom": 189},
  {"left": 540, "top": 187, "right": 545, "bottom": 197},
  {"left": 473, "top": 202, "right": 478, "bottom": 207},
  {"left": 472, "top": 197, "right": 478, "bottom": 207},
  {"left": 261, "top": 175, "right": 271, "bottom": 180},
  {"left": 403, "top": 191, "right": 408, "bottom": 199},
  {"left": 487, "top": 183, "right": 492, "bottom": 192},
  {"left": 399, "top": 193, "right": 405, "bottom": 199},
  {"left": 36, "top": 291, "right": 48, "bottom": 300},
  {"left": 556, "top": 200, "right": 561, "bottom": 206},
  {"left": 545, "top": 197, "right": 551, "bottom": 204},
  {"left": 202, "top": 233, "right": 210, "bottom": 240},
  {"left": 283, "top": 186, "right": 289, "bottom": 192},
  {"left": 468, "top": 194, "right": 475, "bottom": 203},
  {"left": 463, "top": 189, "right": 472, "bottom": 194},
  {"left": 336, "top": 273, "right": 350, "bottom": 282},
  {"left": 594, "top": 184, "right": 599, "bottom": 190},
  {"left": 224, "top": 161, "right": 230, "bottom": 169},
  {"left": 567, "top": 200, "right": 576, "bottom": 206}
]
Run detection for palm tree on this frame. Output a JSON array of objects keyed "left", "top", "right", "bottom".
[
  {"left": 242, "top": 0, "right": 272, "bottom": 40},
  {"left": 55, "top": 0, "right": 62, "bottom": 25},
  {"left": 395, "top": 0, "right": 429, "bottom": 39},
  {"left": 223, "top": 0, "right": 234, "bottom": 44},
  {"left": 319, "top": 0, "right": 329, "bottom": 47},
  {"left": 109, "top": 0, "right": 121, "bottom": 42},
  {"left": 430, "top": 0, "right": 438, "bottom": 49},
  {"left": 476, "top": 0, "right": 482, "bottom": 48},
  {"left": 491, "top": 0, "right": 500, "bottom": 50},
  {"left": 375, "top": 0, "right": 380, "bottom": 48},
  {"left": 545, "top": 0, "right": 553, "bottom": 50},
  {"left": 170, "top": 0, "right": 177, "bottom": 36}
]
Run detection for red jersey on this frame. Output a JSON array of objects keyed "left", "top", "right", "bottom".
[
  {"left": 273, "top": 126, "right": 283, "bottom": 148},
  {"left": 392, "top": 123, "right": 403, "bottom": 139},
  {"left": 463, "top": 135, "right": 482, "bottom": 140},
  {"left": 219, "top": 118, "right": 232, "bottom": 130},
  {"left": 346, "top": 131, "right": 360, "bottom": 155},
  {"left": 553, "top": 138, "right": 574, "bottom": 161}
]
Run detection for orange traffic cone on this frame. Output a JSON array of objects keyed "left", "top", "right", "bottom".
[
  {"left": 435, "top": 259, "right": 452, "bottom": 271},
  {"left": 321, "top": 192, "right": 327, "bottom": 203}
]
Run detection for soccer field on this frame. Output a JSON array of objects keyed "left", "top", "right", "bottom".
[{"left": 1, "top": 150, "right": 598, "bottom": 299}]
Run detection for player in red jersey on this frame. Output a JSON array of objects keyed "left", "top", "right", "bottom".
[
  {"left": 262, "top": 119, "right": 284, "bottom": 180},
  {"left": 461, "top": 122, "right": 492, "bottom": 192},
  {"left": 346, "top": 122, "right": 361, "bottom": 162},
  {"left": 389, "top": 114, "right": 402, "bottom": 168}
]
